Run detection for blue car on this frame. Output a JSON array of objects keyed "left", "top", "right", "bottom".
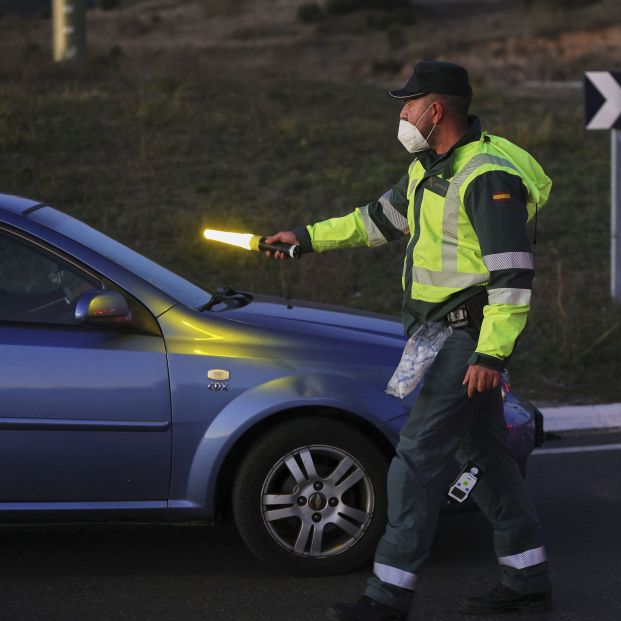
[{"left": 0, "top": 193, "right": 543, "bottom": 576}]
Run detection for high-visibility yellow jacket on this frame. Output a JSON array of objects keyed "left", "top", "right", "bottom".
[{"left": 294, "top": 118, "right": 552, "bottom": 370}]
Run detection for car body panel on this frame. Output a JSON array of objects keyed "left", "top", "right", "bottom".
[
  {"left": 0, "top": 323, "right": 172, "bottom": 512},
  {"left": 0, "top": 193, "right": 43, "bottom": 214},
  {"left": 158, "top": 303, "right": 416, "bottom": 517}
]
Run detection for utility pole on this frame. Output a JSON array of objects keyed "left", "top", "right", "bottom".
[{"left": 52, "top": 0, "right": 87, "bottom": 62}]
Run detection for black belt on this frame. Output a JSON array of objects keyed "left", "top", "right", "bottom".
[
  {"left": 446, "top": 305, "right": 470, "bottom": 329},
  {"left": 446, "top": 290, "right": 487, "bottom": 331}
]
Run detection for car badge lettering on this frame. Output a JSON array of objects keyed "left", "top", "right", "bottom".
[{"left": 209, "top": 382, "right": 229, "bottom": 392}]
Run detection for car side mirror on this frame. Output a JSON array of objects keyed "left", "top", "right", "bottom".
[{"left": 75, "top": 289, "right": 132, "bottom": 326}]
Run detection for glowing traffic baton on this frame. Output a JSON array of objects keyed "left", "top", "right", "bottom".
[{"left": 202, "top": 228, "right": 301, "bottom": 259}]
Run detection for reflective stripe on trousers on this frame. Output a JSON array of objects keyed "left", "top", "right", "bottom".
[
  {"left": 498, "top": 546, "right": 547, "bottom": 569},
  {"left": 373, "top": 562, "right": 417, "bottom": 591}
]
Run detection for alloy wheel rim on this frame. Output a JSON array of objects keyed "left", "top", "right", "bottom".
[{"left": 260, "top": 444, "right": 374, "bottom": 558}]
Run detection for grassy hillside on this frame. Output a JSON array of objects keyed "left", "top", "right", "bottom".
[
  {"left": 0, "top": 61, "right": 618, "bottom": 404},
  {"left": 1, "top": 0, "right": 620, "bottom": 85},
  {"left": 1, "top": 0, "right": 620, "bottom": 404}
]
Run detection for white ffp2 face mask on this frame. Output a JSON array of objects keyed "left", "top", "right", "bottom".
[{"left": 397, "top": 105, "right": 436, "bottom": 153}]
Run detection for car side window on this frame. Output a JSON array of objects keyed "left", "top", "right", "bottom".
[{"left": 0, "top": 230, "right": 101, "bottom": 325}]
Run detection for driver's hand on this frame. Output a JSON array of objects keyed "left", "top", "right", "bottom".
[{"left": 264, "top": 231, "right": 299, "bottom": 260}]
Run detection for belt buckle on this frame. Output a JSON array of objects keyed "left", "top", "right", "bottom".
[{"left": 447, "top": 306, "right": 469, "bottom": 328}]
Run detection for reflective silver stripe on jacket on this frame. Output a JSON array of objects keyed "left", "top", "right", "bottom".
[
  {"left": 379, "top": 191, "right": 409, "bottom": 234},
  {"left": 373, "top": 562, "right": 417, "bottom": 590},
  {"left": 359, "top": 204, "right": 387, "bottom": 247},
  {"left": 413, "top": 153, "right": 519, "bottom": 289},
  {"left": 414, "top": 266, "right": 488, "bottom": 289},
  {"left": 483, "top": 251, "right": 534, "bottom": 271},
  {"left": 498, "top": 546, "right": 547, "bottom": 569},
  {"left": 488, "top": 287, "right": 531, "bottom": 306}
]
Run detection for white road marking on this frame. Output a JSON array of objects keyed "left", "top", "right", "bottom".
[{"left": 533, "top": 443, "right": 621, "bottom": 456}]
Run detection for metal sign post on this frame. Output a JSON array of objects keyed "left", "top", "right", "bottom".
[
  {"left": 584, "top": 71, "right": 621, "bottom": 303},
  {"left": 613, "top": 129, "right": 621, "bottom": 301},
  {"left": 52, "top": 0, "right": 87, "bottom": 62}
]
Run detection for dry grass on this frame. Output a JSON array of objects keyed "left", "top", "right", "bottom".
[{"left": 0, "top": 1, "right": 619, "bottom": 403}]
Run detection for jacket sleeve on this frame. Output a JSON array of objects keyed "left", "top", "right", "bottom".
[
  {"left": 463, "top": 170, "right": 537, "bottom": 371},
  {"left": 293, "top": 175, "right": 409, "bottom": 254}
]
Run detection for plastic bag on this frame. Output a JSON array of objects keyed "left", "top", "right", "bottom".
[{"left": 386, "top": 322, "right": 453, "bottom": 399}]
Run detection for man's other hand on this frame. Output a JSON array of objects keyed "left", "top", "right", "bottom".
[
  {"left": 462, "top": 364, "right": 501, "bottom": 398},
  {"left": 264, "top": 231, "right": 299, "bottom": 260}
]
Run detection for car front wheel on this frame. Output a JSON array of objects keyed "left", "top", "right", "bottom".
[{"left": 232, "top": 416, "right": 389, "bottom": 576}]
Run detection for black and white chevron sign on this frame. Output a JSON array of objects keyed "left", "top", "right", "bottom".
[{"left": 584, "top": 72, "right": 621, "bottom": 130}]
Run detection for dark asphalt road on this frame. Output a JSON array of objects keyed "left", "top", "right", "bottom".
[{"left": 0, "top": 431, "right": 620, "bottom": 621}]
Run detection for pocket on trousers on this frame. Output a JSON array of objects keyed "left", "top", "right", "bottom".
[{"left": 421, "top": 328, "right": 476, "bottom": 394}]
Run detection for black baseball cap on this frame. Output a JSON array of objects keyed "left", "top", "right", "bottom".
[{"left": 388, "top": 61, "right": 472, "bottom": 99}]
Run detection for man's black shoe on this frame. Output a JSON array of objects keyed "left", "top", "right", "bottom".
[
  {"left": 327, "top": 596, "right": 408, "bottom": 621},
  {"left": 459, "top": 583, "right": 552, "bottom": 614}
]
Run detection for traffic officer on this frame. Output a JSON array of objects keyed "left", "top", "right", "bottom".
[{"left": 266, "top": 60, "right": 552, "bottom": 620}]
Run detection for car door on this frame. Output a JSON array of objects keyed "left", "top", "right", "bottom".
[{"left": 0, "top": 228, "right": 171, "bottom": 507}]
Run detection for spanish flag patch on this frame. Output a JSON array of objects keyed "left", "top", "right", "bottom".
[{"left": 493, "top": 192, "right": 511, "bottom": 201}]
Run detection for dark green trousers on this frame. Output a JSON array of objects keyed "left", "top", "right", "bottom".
[{"left": 365, "top": 328, "right": 550, "bottom": 611}]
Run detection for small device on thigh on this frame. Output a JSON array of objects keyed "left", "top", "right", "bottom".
[{"left": 448, "top": 462, "right": 482, "bottom": 503}]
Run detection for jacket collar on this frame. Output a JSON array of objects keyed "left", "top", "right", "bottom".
[{"left": 417, "top": 116, "right": 482, "bottom": 177}]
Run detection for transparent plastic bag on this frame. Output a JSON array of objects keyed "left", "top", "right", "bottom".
[{"left": 386, "top": 322, "right": 453, "bottom": 399}]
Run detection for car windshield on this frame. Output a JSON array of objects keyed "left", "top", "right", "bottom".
[{"left": 28, "top": 207, "right": 210, "bottom": 309}]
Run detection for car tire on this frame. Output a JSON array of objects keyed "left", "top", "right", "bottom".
[{"left": 232, "top": 416, "right": 388, "bottom": 576}]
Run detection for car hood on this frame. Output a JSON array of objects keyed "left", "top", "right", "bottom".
[{"left": 223, "top": 294, "right": 405, "bottom": 342}]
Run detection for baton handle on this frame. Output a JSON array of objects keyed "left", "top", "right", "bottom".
[{"left": 257, "top": 238, "right": 301, "bottom": 259}]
